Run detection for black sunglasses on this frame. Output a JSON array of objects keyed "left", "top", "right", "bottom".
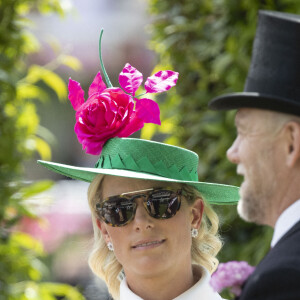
[{"left": 95, "top": 188, "right": 184, "bottom": 227}]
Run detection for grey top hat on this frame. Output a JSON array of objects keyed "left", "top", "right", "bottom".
[{"left": 209, "top": 10, "right": 300, "bottom": 116}]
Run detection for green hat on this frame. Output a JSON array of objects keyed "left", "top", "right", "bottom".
[{"left": 38, "top": 137, "right": 239, "bottom": 205}]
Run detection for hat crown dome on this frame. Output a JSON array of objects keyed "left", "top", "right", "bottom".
[
  {"left": 209, "top": 10, "right": 300, "bottom": 116},
  {"left": 96, "top": 138, "right": 199, "bottom": 181},
  {"left": 245, "top": 10, "right": 300, "bottom": 102}
]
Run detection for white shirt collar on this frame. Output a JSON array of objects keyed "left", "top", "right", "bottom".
[
  {"left": 119, "top": 265, "right": 223, "bottom": 300},
  {"left": 271, "top": 199, "right": 300, "bottom": 247}
]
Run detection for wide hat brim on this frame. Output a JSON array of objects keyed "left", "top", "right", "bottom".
[
  {"left": 209, "top": 92, "right": 300, "bottom": 115},
  {"left": 38, "top": 160, "right": 239, "bottom": 205}
]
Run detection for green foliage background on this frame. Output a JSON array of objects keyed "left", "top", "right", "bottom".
[
  {"left": 2, "top": 1, "right": 300, "bottom": 299},
  {"left": 0, "top": 0, "right": 83, "bottom": 299},
  {"left": 147, "top": 0, "right": 300, "bottom": 267}
]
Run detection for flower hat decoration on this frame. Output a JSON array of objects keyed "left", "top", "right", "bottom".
[
  {"left": 38, "top": 29, "right": 240, "bottom": 206},
  {"left": 68, "top": 29, "right": 179, "bottom": 155},
  {"left": 210, "top": 261, "right": 255, "bottom": 298}
]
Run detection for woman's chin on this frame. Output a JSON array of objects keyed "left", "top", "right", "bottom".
[{"left": 127, "top": 256, "right": 170, "bottom": 277}]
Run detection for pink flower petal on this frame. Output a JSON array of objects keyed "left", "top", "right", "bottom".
[
  {"left": 119, "top": 63, "right": 143, "bottom": 96},
  {"left": 68, "top": 78, "right": 85, "bottom": 111},
  {"left": 145, "top": 70, "right": 179, "bottom": 93},
  {"left": 88, "top": 72, "right": 107, "bottom": 97},
  {"left": 135, "top": 98, "right": 161, "bottom": 125},
  {"left": 117, "top": 111, "right": 145, "bottom": 137}
]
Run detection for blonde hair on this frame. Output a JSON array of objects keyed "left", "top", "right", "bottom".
[{"left": 87, "top": 175, "right": 222, "bottom": 300}]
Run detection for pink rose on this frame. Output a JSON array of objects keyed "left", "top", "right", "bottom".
[{"left": 68, "top": 73, "right": 144, "bottom": 155}]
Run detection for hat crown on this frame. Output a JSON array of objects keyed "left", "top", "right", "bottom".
[
  {"left": 245, "top": 10, "right": 300, "bottom": 102},
  {"left": 95, "top": 138, "right": 199, "bottom": 181}
]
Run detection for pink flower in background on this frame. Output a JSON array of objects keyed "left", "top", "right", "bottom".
[
  {"left": 68, "top": 64, "right": 179, "bottom": 155},
  {"left": 210, "top": 261, "right": 255, "bottom": 297},
  {"left": 20, "top": 214, "right": 92, "bottom": 253}
]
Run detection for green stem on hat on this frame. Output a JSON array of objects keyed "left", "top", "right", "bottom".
[
  {"left": 99, "top": 29, "right": 113, "bottom": 88},
  {"left": 135, "top": 92, "right": 147, "bottom": 98}
]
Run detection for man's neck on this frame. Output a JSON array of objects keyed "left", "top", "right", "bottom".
[
  {"left": 271, "top": 198, "right": 300, "bottom": 247},
  {"left": 268, "top": 174, "right": 300, "bottom": 227}
]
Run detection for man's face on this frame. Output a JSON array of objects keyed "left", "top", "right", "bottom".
[{"left": 227, "top": 108, "right": 285, "bottom": 225}]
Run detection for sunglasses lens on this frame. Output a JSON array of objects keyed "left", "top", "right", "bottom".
[
  {"left": 146, "top": 190, "right": 180, "bottom": 219},
  {"left": 96, "top": 197, "right": 135, "bottom": 226}
]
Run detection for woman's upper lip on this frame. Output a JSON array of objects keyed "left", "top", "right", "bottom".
[{"left": 131, "top": 239, "right": 165, "bottom": 248}]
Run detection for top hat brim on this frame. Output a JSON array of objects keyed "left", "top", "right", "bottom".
[
  {"left": 38, "top": 160, "right": 239, "bottom": 205},
  {"left": 209, "top": 92, "right": 300, "bottom": 116}
]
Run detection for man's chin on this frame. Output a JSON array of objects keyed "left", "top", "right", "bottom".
[{"left": 237, "top": 196, "right": 264, "bottom": 224}]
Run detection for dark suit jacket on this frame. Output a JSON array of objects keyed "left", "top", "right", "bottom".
[{"left": 238, "top": 220, "right": 300, "bottom": 300}]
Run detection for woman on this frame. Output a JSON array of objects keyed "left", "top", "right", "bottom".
[
  {"left": 38, "top": 31, "right": 238, "bottom": 298},
  {"left": 39, "top": 137, "right": 239, "bottom": 300}
]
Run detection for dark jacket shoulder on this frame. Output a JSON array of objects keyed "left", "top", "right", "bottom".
[{"left": 238, "top": 220, "right": 300, "bottom": 300}]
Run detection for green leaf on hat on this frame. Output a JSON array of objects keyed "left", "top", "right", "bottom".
[
  {"left": 154, "top": 160, "right": 172, "bottom": 179},
  {"left": 111, "top": 154, "right": 126, "bottom": 169},
  {"left": 137, "top": 156, "right": 157, "bottom": 175},
  {"left": 179, "top": 166, "right": 191, "bottom": 181},
  {"left": 102, "top": 155, "right": 112, "bottom": 169},
  {"left": 122, "top": 155, "right": 139, "bottom": 171}
]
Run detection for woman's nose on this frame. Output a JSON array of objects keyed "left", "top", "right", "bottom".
[
  {"left": 226, "top": 137, "right": 240, "bottom": 164},
  {"left": 133, "top": 197, "right": 154, "bottom": 230}
]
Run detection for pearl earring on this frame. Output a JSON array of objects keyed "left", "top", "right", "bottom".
[
  {"left": 107, "top": 242, "right": 114, "bottom": 251},
  {"left": 191, "top": 228, "right": 198, "bottom": 238}
]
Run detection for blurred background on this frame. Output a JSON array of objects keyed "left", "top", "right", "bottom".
[{"left": 1, "top": 0, "right": 300, "bottom": 299}]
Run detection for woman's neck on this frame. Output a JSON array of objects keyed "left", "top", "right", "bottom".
[{"left": 124, "top": 264, "right": 200, "bottom": 300}]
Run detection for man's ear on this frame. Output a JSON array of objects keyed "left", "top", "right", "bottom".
[
  {"left": 191, "top": 198, "right": 204, "bottom": 228},
  {"left": 284, "top": 122, "right": 300, "bottom": 167},
  {"left": 96, "top": 219, "right": 111, "bottom": 244}
]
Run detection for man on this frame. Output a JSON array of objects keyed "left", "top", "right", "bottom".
[{"left": 209, "top": 10, "right": 300, "bottom": 300}]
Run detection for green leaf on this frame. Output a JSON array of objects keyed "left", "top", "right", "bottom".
[
  {"left": 20, "top": 180, "right": 53, "bottom": 199},
  {"left": 34, "top": 136, "right": 52, "bottom": 160},
  {"left": 25, "top": 65, "right": 67, "bottom": 100},
  {"left": 11, "top": 232, "right": 44, "bottom": 256},
  {"left": 17, "top": 83, "right": 49, "bottom": 102},
  {"left": 39, "top": 282, "right": 85, "bottom": 299},
  {"left": 22, "top": 31, "right": 41, "bottom": 54},
  {"left": 17, "top": 103, "right": 39, "bottom": 135},
  {"left": 140, "top": 123, "right": 157, "bottom": 140},
  {"left": 60, "top": 55, "right": 82, "bottom": 71},
  {"left": 40, "top": 69, "right": 67, "bottom": 101}
]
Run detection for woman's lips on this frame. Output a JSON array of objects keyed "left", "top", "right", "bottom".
[{"left": 132, "top": 239, "right": 166, "bottom": 250}]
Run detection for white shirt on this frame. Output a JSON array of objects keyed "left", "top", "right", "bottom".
[
  {"left": 271, "top": 199, "right": 300, "bottom": 247},
  {"left": 119, "top": 265, "right": 223, "bottom": 300}
]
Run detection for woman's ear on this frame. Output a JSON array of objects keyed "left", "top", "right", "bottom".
[
  {"left": 96, "top": 219, "right": 111, "bottom": 243},
  {"left": 191, "top": 198, "right": 204, "bottom": 228}
]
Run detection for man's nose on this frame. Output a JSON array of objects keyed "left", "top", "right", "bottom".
[{"left": 226, "top": 137, "right": 240, "bottom": 164}]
